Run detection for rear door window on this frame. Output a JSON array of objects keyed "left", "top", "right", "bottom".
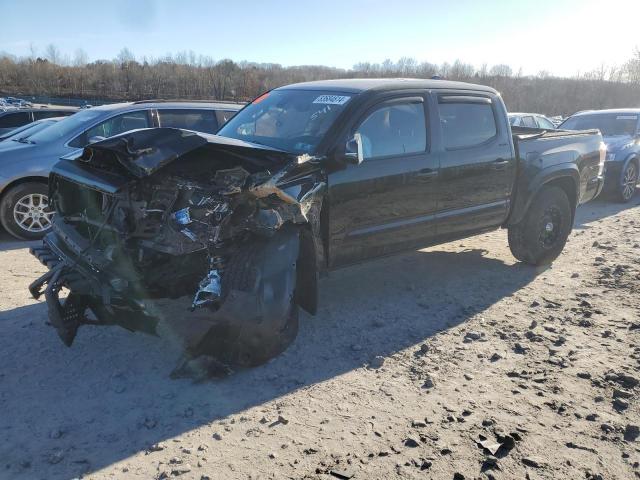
[
  {"left": 69, "top": 110, "right": 150, "bottom": 147},
  {"left": 215, "top": 110, "right": 237, "bottom": 128},
  {"left": 33, "top": 110, "right": 70, "bottom": 120},
  {"left": 0, "top": 112, "right": 31, "bottom": 128},
  {"left": 438, "top": 99, "right": 497, "bottom": 149},
  {"left": 536, "top": 116, "right": 555, "bottom": 129},
  {"left": 521, "top": 116, "right": 537, "bottom": 128},
  {"left": 355, "top": 101, "right": 427, "bottom": 159},
  {"left": 158, "top": 109, "right": 218, "bottom": 133}
]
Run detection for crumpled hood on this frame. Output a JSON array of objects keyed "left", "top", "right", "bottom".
[
  {"left": 77, "top": 127, "right": 296, "bottom": 178},
  {"left": 603, "top": 135, "right": 636, "bottom": 155}
]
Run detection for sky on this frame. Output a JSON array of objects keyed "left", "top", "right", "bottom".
[{"left": 1, "top": 0, "right": 639, "bottom": 77}]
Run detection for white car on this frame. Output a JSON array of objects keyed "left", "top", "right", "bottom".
[{"left": 509, "top": 113, "right": 557, "bottom": 130}]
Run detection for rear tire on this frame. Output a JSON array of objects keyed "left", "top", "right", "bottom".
[
  {"left": 616, "top": 160, "right": 638, "bottom": 203},
  {"left": 0, "top": 182, "right": 53, "bottom": 240},
  {"left": 508, "top": 186, "right": 572, "bottom": 266}
]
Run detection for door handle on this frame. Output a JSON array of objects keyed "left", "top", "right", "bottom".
[
  {"left": 491, "top": 159, "right": 510, "bottom": 170},
  {"left": 417, "top": 169, "right": 438, "bottom": 179}
]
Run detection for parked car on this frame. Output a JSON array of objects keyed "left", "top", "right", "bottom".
[
  {"left": 0, "top": 100, "right": 241, "bottom": 240},
  {"left": 551, "top": 115, "right": 564, "bottom": 127},
  {"left": 28, "top": 79, "right": 604, "bottom": 370},
  {"left": 509, "top": 112, "right": 557, "bottom": 129},
  {"left": 560, "top": 109, "right": 640, "bottom": 202},
  {"left": 0, "top": 108, "right": 77, "bottom": 135},
  {"left": 3, "top": 97, "right": 33, "bottom": 108},
  {"left": 0, "top": 117, "right": 62, "bottom": 142}
]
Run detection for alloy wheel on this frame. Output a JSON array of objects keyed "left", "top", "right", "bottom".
[
  {"left": 13, "top": 193, "right": 54, "bottom": 233},
  {"left": 622, "top": 163, "right": 637, "bottom": 201}
]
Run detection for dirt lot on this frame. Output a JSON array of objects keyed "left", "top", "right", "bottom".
[{"left": 1, "top": 198, "right": 639, "bottom": 480}]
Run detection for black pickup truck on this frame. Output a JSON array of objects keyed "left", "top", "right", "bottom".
[{"left": 29, "top": 79, "right": 605, "bottom": 372}]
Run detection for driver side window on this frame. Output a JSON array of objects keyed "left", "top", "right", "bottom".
[
  {"left": 536, "top": 116, "right": 555, "bottom": 129},
  {"left": 69, "top": 110, "right": 150, "bottom": 147},
  {"left": 355, "top": 102, "right": 426, "bottom": 160}
]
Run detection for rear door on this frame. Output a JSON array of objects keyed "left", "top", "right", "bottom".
[
  {"left": 327, "top": 93, "right": 439, "bottom": 267},
  {"left": 434, "top": 92, "right": 515, "bottom": 237}
]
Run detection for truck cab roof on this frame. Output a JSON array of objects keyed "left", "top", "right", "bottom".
[{"left": 276, "top": 78, "right": 497, "bottom": 94}]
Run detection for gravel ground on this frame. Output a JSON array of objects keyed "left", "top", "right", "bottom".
[{"left": 1, "top": 198, "right": 639, "bottom": 480}]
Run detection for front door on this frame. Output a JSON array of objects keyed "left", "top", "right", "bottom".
[{"left": 327, "top": 94, "right": 439, "bottom": 267}]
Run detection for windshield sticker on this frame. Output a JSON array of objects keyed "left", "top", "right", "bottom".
[
  {"left": 313, "top": 95, "right": 351, "bottom": 105},
  {"left": 616, "top": 115, "right": 638, "bottom": 120}
]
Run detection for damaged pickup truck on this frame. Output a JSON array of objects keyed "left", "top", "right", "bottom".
[{"left": 29, "top": 79, "right": 605, "bottom": 372}]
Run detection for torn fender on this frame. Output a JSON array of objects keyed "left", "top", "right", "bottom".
[{"left": 187, "top": 227, "right": 301, "bottom": 367}]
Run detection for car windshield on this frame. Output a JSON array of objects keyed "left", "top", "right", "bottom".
[
  {"left": 27, "top": 109, "right": 103, "bottom": 144},
  {"left": 561, "top": 113, "right": 639, "bottom": 136},
  {"left": 7, "top": 120, "right": 56, "bottom": 142},
  {"left": 217, "top": 89, "right": 353, "bottom": 154}
]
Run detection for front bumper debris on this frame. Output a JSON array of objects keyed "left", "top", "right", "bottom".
[
  {"left": 29, "top": 242, "right": 87, "bottom": 346},
  {"left": 27, "top": 128, "right": 324, "bottom": 375}
]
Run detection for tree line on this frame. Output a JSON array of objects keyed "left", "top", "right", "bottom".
[{"left": 1, "top": 46, "right": 640, "bottom": 116}]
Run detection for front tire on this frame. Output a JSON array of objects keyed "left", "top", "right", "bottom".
[
  {"left": 0, "top": 182, "right": 54, "bottom": 240},
  {"left": 190, "top": 233, "right": 300, "bottom": 369},
  {"left": 508, "top": 186, "right": 572, "bottom": 266},
  {"left": 617, "top": 160, "right": 638, "bottom": 203}
]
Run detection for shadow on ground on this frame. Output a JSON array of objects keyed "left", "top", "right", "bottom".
[
  {"left": 0, "top": 230, "right": 36, "bottom": 252},
  {"left": 0, "top": 199, "right": 637, "bottom": 479},
  {"left": 1, "top": 245, "right": 539, "bottom": 479}
]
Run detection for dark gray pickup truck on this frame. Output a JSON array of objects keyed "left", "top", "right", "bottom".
[{"left": 29, "top": 79, "right": 604, "bottom": 374}]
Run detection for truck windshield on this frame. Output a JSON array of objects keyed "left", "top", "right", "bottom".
[
  {"left": 561, "top": 113, "right": 639, "bottom": 137},
  {"left": 218, "top": 89, "right": 353, "bottom": 154}
]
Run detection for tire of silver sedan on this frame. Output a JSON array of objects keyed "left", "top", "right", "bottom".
[
  {"left": 617, "top": 160, "right": 638, "bottom": 203},
  {"left": 508, "top": 185, "right": 572, "bottom": 266},
  {"left": 0, "top": 182, "right": 54, "bottom": 240}
]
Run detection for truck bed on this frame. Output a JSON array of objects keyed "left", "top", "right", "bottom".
[
  {"left": 511, "top": 125, "right": 600, "bottom": 141},
  {"left": 507, "top": 126, "right": 603, "bottom": 225}
]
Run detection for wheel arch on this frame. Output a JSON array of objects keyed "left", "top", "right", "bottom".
[
  {"left": 0, "top": 175, "right": 49, "bottom": 204},
  {"left": 507, "top": 166, "right": 579, "bottom": 227},
  {"left": 623, "top": 153, "right": 639, "bottom": 173}
]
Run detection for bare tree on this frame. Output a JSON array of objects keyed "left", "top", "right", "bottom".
[
  {"left": 489, "top": 64, "right": 513, "bottom": 77},
  {"left": 44, "top": 44, "right": 61, "bottom": 65},
  {"left": 1, "top": 48, "right": 640, "bottom": 117}
]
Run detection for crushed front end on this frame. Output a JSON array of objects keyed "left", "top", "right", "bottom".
[{"left": 29, "top": 128, "right": 325, "bottom": 372}]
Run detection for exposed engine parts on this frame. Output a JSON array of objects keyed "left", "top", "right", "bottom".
[{"left": 29, "top": 128, "right": 325, "bottom": 374}]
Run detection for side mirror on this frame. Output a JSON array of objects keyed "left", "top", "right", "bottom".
[
  {"left": 344, "top": 132, "right": 364, "bottom": 165},
  {"left": 88, "top": 135, "right": 106, "bottom": 144}
]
